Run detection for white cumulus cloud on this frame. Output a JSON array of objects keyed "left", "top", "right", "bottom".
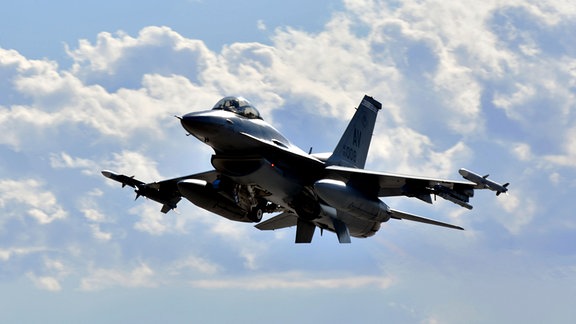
[
  {"left": 79, "top": 263, "right": 157, "bottom": 291},
  {"left": 0, "top": 178, "right": 67, "bottom": 224}
]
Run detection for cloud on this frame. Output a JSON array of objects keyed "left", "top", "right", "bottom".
[
  {"left": 104, "top": 150, "right": 163, "bottom": 181},
  {"left": 79, "top": 256, "right": 223, "bottom": 291},
  {"left": 67, "top": 27, "right": 216, "bottom": 90},
  {"left": 131, "top": 204, "right": 171, "bottom": 235},
  {"left": 190, "top": 271, "right": 394, "bottom": 290},
  {"left": 82, "top": 208, "right": 106, "bottom": 222},
  {"left": 50, "top": 152, "right": 99, "bottom": 175},
  {"left": 544, "top": 126, "right": 576, "bottom": 168},
  {"left": 0, "top": 47, "right": 205, "bottom": 153},
  {"left": 44, "top": 258, "right": 69, "bottom": 274},
  {"left": 168, "top": 256, "right": 221, "bottom": 275},
  {"left": 0, "top": 247, "right": 47, "bottom": 262},
  {"left": 88, "top": 224, "right": 113, "bottom": 242},
  {"left": 368, "top": 127, "right": 472, "bottom": 178},
  {"left": 27, "top": 273, "right": 62, "bottom": 292},
  {"left": 25, "top": 257, "right": 72, "bottom": 292},
  {"left": 497, "top": 191, "right": 536, "bottom": 235},
  {"left": 79, "top": 263, "right": 157, "bottom": 291},
  {"left": 0, "top": 178, "right": 67, "bottom": 224},
  {"left": 209, "top": 218, "right": 268, "bottom": 270},
  {"left": 511, "top": 142, "right": 533, "bottom": 162},
  {"left": 1, "top": 1, "right": 573, "bottom": 158},
  {"left": 267, "top": 15, "right": 402, "bottom": 119},
  {"left": 257, "top": 20, "right": 267, "bottom": 31}
]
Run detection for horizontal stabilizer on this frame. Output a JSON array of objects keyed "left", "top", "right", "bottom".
[
  {"left": 255, "top": 212, "right": 298, "bottom": 231},
  {"left": 255, "top": 213, "right": 316, "bottom": 243},
  {"left": 389, "top": 209, "right": 464, "bottom": 230}
]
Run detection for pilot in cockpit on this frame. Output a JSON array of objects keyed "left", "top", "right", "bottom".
[{"left": 212, "top": 96, "right": 262, "bottom": 120}]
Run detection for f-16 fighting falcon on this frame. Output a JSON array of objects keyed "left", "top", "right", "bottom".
[{"left": 102, "top": 95, "right": 509, "bottom": 243}]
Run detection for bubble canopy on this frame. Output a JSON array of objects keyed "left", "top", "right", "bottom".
[{"left": 212, "top": 96, "right": 262, "bottom": 119}]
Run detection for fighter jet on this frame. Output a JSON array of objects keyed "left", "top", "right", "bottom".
[{"left": 102, "top": 95, "right": 509, "bottom": 243}]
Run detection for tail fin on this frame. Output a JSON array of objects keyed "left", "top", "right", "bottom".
[{"left": 327, "top": 95, "right": 381, "bottom": 169}]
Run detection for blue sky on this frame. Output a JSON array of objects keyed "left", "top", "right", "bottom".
[{"left": 1, "top": 0, "right": 576, "bottom": 323}]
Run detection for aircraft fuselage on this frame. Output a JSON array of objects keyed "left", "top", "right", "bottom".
[
  {"left": 181, "top": 110, "right": 301, "bottom": 156},
  {"left": 181, "top": 108, "right": 318, "bottom": 218}
]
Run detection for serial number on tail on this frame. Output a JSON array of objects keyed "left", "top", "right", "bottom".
[{"left": 342, "top": 145, "right": 357, "bottom": 163}]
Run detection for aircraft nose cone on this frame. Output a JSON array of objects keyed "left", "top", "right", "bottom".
[
  {"left": 181, "top": 111, "right": 226, "bottom": 140},
  {"left": 181, "top": 112, "right": 204, "bottom": 133},
  {"left": 180, "top": 113, "right": 213, "bottom": 135}
]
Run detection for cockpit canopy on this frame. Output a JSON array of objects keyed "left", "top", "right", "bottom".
[{"left": 212, "top": 96, "right": 262, "bottom": 119}]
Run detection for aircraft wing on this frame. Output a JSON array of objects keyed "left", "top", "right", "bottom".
[
  {"left": 102, "top": 170, "right": 218, "bottom": 213},
  {"left": 325, "top": 165, "right": 479, "bottom": 209}
]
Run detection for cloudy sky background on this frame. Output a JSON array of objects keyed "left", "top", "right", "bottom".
[{"left": 1, "top": 0, "right": 575, "bottom": 322}]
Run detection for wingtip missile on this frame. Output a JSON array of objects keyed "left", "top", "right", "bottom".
[
  {"left": 101, "top": 170, "right": 115, "bottom": 179},
  {"left": 101, "top": 170, "right": 124, "bottom": 186},
  {"left": 459, "top": 168, "right": 509, "bottom": 195},
  {"left": 101, "top": 170, "right": 144, "bottom": 188}
]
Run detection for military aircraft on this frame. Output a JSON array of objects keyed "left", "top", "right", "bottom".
[{"left": 102, "top": 95, "right": 509, "bottom": 243}]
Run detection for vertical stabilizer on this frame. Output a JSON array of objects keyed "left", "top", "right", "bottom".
[{"left": 327, "top": 95, "right": 381, "bottom": 169}]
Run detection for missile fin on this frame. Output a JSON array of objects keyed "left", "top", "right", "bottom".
[{"left": 329, "top": 214, "right": 351, "bottom": 244}]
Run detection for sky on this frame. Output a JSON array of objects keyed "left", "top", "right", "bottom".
[{"left": 1, "top": 0, "right": 575, "bottom": 322}]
